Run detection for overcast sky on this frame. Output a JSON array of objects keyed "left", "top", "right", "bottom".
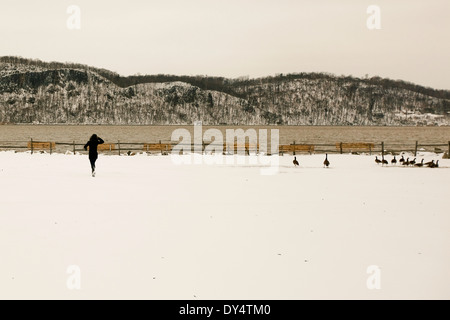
[{"left": 1, "top": 0, "right": 449, "bottom": 89}]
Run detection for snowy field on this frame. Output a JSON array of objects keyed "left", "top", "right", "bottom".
[{"left": 0, "top": 151, "right": 449, "bottom": 300}]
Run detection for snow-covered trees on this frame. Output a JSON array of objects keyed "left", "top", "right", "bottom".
[{"left": 0, "top": 59, "right": 449, "bottom": 126}]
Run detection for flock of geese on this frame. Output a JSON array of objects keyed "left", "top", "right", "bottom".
[
  {"left": 293, "top": 154, "right": 330, "bottom": 168},
  {"left": 292, "top": 154, "right": 440, "bottom": 168},
  {"left": 375, "top": 155, "right": 440, "bottom": 168}
]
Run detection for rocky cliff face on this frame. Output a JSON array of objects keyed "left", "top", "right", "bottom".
[{"left": 1, "top": 60, "right": 449, "bottom": 125}]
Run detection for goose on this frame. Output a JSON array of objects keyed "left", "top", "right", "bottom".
[
  {"left": 382, "top": 156, "right": 388, "bottom": 166},
  {"left": 293, "top": 157, "right": 299, "bottom": 167},
  {"left": 391, "top": 156, "right": 397, "bottom": 165},
  {"left": 323, "top": 154, "right": 330, "bottom": 168},
  {"left": 403, "top": 158, "right": 410, "bottom": 166},
  {"left": 409, "top": 158, "right": 416, "bottom": 166},
  {"left": 399, "top": 155, "right": 405, "bottom": 164},
  {"left": 375, "top": 156, "right": 382, "bottom": 164},
  {"left": 433, "top": 160, "right": 440, "bottom": 168},
  {"left": 414, "top": 159, "right": 424, "bottom": 167},
  {"left": 425, "top": 160, "right": 434, "bottom": 167}
]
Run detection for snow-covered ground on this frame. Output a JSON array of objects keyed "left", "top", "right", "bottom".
[{"left": 0, "top": 151, "right": 449, "bottom": 299}]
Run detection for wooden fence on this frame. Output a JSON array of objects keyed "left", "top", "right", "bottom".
[{"left": 0, "top": 139, "right": 449, "bottom": 157}]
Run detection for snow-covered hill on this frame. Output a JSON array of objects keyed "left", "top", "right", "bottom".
[{"left": 0, "top": 59, "right": 449, "bottom": 125}]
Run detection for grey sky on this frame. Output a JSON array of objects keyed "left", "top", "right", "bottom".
[{"left": 1, "top": 0, "right": 449, "bottom": 89}]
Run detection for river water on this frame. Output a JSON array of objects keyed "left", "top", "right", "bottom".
[{"left": 1, "top": 125, "right": 449, "bottom": 154}]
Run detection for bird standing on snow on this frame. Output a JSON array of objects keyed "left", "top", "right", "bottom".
[
  {"left": 399, "top": 155, "right": 405, "bottom": 164},
  {"left": 382, "top": 156, "right": 388, "bottom": 166},
  {"left": 391, "top": 156, "right": 397, "bottom": 165},
  {"left": 425, "top": 160, "right": 434, "bottom": 167},
  {"left": 375, "top": 156, "right": 382, "bottom": 164},
  {"left": 293, "top": 157, "right": 299, "bottom": 167},
  {"left": 414, "top": 159, "right": 424, "bottom": 167},
  {"left": 430, "top": 160, "right": 440, "bottom": 168},
  {"left": 323, "top": 154, "right": 330, "bottom": 168}
]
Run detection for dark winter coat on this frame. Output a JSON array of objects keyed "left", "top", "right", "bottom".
[{"left": 84, "top": 137, "right": 104, "bottom": 159}]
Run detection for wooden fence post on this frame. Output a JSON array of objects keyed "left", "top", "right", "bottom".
[
  {"left": 414, "top": 141, "right": 418, "bottom": 157},
  {"left": 50, "top": 142, "right": 52, "bottom": 155},
  {"left": 448, "top": 141, "right": 450, "bottom": 158},
  {"left": 381, "top": 142, "right": 384, "bottom": 157},
  {"left": 73, "top": 141, "right": 76, "bottom": 155},
  {"left": 30, "top": 138, "right": 33, "bottom": 155},
  {"left": 340, "top": 142, "right": 343, "bottom": 154},
  {"left": 293, "top": 141, "right": 296, "bottom": 156},
  {"left": 118, "top": 140, "right": 121, "bottom": 156}
]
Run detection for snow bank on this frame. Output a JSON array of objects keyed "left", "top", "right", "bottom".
[{"left": 0, "top": 152, "right": 449, "bottom": 299}]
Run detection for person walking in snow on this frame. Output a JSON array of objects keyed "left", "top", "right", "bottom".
[{"left": 84, "top": 134, "right": 104, "bottom": 177}]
